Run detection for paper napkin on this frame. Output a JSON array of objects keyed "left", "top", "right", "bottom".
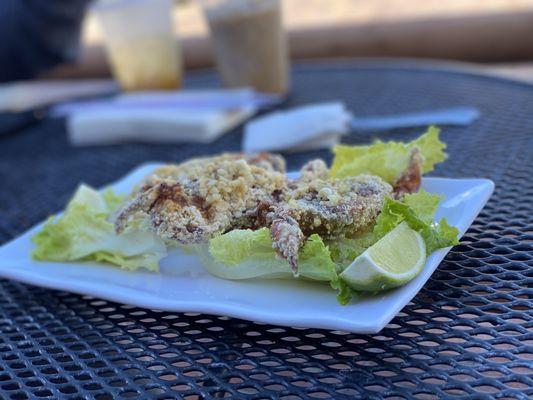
[
  {"left": 243, "top": 102, "right": 351, "bottom": 153},
  {"left": 57, "top": 89, "right": 277, "bottom": 146}
]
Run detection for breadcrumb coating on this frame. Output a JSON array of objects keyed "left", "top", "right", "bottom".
[
  {"left": 114, "top": 153, "right": 287, "bottom": 243},
  {"left": 299, "top": 159, "right": 329, "bottom": 182}
]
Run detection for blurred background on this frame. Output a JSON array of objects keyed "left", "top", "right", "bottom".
[
  {"left": 1, "top": 0, "right": 533, "bottom": 144},
  {"left": 44, "top": 0, "right": 533, "bottom": 82}
]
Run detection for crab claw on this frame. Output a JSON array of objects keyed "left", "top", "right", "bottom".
[{"left": 393, "top": 148, "right": 423, "bottom": 198}]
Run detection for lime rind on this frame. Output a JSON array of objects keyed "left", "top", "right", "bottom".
[{"left": 340, "top": 222, "right": 426, "bottom": 292}]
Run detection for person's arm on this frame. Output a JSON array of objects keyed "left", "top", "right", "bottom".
[{"left": 0, "top": 0, "right": 92, "bottom": 82}]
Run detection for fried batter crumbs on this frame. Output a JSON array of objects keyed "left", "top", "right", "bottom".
[{"left": 114, "top": 153, "right": 287, "bottom": 244}]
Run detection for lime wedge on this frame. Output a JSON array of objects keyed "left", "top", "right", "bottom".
[{"left": 340, "top": 222, "right": 426, "bottom": 291}]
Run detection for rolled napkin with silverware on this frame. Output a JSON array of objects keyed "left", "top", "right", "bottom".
[
  {"left": 243, "top": 102, "right": 351, "bottom": 153},
  {"left": 243, "top": 103, "right": 480, "bottom": 153}
]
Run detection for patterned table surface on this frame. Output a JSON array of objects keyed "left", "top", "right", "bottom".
[{"left": 0, "top": 61, "right": 531, "bottom": 399}]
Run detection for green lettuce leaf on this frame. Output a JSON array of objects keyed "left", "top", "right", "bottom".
[
  {"left": 327, "top": 231, "right": 375, "bottom": 269},
  {"left": 102, "top": 188, "right": 125, "bottom": 212},
  {"left": 331, "top": 277, "right": 357, "bottom": 305},
  {"left": 374, "top": 196, "right": 459, "bottom": 254},
  {"left": 329, "top": 126, "right": 447, "bottom": 182},
  {"left": 423, "top": 218, "right": 460, "bottom": 256},
  {"left": 409, "top": 126, "right": 448, "bottom": 173},
  {"left": 208, "top": 228, "right": 274, "bottom": 266},
  {"left": 205, "top": 228, "right": 349, "bottom": 300},
  {"left": 207, "top": 228, "right": 337, "bottom": 282},
  {"left": 32, "top": 184, "right": 166, "bottom": 271},
  {"left": 402, "top": 189, "right": 443, "bottom": 224},
  {"left": 299, "top": 234, "right": 339, "bottom": 282}
]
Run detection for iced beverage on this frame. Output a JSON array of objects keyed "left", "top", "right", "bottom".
[
  {"left": 203, "top": 0, "right": 289, "bottom": 94},
  {"left": 94, "top": 0, "right": 182, "bottom": 91}
]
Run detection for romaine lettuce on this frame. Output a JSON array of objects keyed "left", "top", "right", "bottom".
[
  {"left": 327, "top": 231, "right": 375, "bottom": 268},
  {"left": 330, "top": 126, "right": 447, "bottom": 182},
  {"left": 402, "top": 189, "right": 443, "bottom": 224},
  {"left": 207, "top": 227, "right": 360, "bottom": 304},
  {"left": 207, "top": 228, "right": 338, "bottom": 283},
  {"left": 373, "top": 194, "right": 459, "bottom": 254},
  {"left": 207, "top": 228, "right": 360, "bottom": 304},
  {"left": 32, "top": 184, "right": 166, "bottom": 271}
]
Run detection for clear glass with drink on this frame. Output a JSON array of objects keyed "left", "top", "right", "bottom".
[
  {"left": 94, "top": 0, "right": 183, "bottom": 91},
  {"left": 201, "top": 0, "right": 289, "bottom": 95}
]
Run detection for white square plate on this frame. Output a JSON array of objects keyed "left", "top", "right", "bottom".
[{"left": 0, "top": 163, "right": 493, "bottom": 333}]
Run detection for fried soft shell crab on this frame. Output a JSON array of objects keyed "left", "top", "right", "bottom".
[{"left": 113, "top": 152, "right": 421, "bottom": 274}]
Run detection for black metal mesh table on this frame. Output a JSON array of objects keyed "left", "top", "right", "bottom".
[{"left": 0, "top": 61, "right": 532, "bottom": 399}]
